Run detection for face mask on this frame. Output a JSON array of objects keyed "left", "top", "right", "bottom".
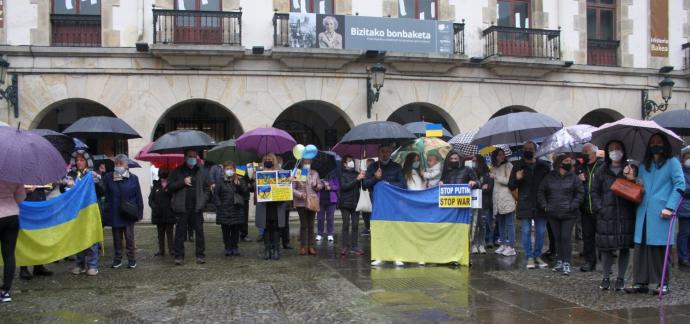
[
  {"left": 449, "top": 161, "right": 460, "bottom": 169},
  {"left": 609, "top": 150, "right": 623, "bottom": 162},
  {"left": 523, "top": 151, "right": 534, "bottom": 160},
  {"left": 114, "top": 166, "right": 126, "bottom": 175},
  {"left": 263, "top": 161, "right": 273, "bottom": 169},
  {"left": 465, "top": 161, "right": 475, "bottom": 169},
  {"left": 346, "top": 161, "right": 355, "bottom": 169},
  {"left": 560, "top": 163, "right": 570, "bottom": 172},
  {"left": 684, "top": 159, "right": 690, "bottom": 168},
  {"left": 186, "top": 158, "right": 197, "bottom": 167},
  {"left": 412, "top": 161, "right": 420, "bottom": 169},
  {"left": 225, "top": 169, "right": 235, "bottom": 177},
  {"left": 650, "top": 145, "right": 664, "bottom": 155}
]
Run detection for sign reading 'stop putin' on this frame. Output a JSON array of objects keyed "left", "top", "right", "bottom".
[{"left": 288, "top": 13, "right": 454, "bottom": 55}]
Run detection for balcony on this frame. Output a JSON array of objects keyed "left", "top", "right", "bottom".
[
  {"left": 153, "top": 9, "right": 242, "bottom": 45},
  {"left": 482, "top": 25, "right": 561, "bottom": 60},
  {"left": 587, "top": 39, "right": 619, "bottom": 66},
  {"left": 51, "top": 14, "right": 101, "bottom": 47},
  {"left": 683, "top": 42, "right": 690, "bottom": 70},
  {"left": 453, "top": 21, "right": 465, "bottom": 55}
]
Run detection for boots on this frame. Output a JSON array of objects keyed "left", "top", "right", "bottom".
[
  {"left": 33, "top": 265, "right": 53, "bottom": 276},
  {"left": 308, "top": 246, "right": 317, "bottom": 255},
  {"left": 272, "top": 244, "right": 280, "bottom": 260},
  {"left": 299, "top": 246, "right": 307, "bottom": 255},
  {"left": 263, "top": 244, "right": 271, "bottom": 260},
  {"left": 19, "top": 267, "right": 33, "bottom": 280}
]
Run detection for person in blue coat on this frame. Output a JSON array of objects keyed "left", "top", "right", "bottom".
[
  {"left": 676, "top": 146, "right": 690, "bottom": 268},
  {"left": 100, "top": 154, "right": 144, "bottom": 270},
  {"left": 624, "top": 133, "right": 685, "bottom": 295}
]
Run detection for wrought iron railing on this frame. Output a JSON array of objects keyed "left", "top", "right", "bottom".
[
  {"left": 273, "top": 12, "right": 289, "bottom": 47},
  {"left": 483, "top": 25, "right": 561, "bottom": 59},
  {"left": 683, "top": 42, "right": 690, "bottom": 70},
  {"left": 453, "top": 21, "right": 465, "bottom": 55},
  {"left": 153, "top": 9, "right": 242, "bottom": 45},
  {"left": 587, "top": 39, "right": 619, "bottom": 66},
  {"left": 51, "top": 14, "right": 101, "bottom": 47}
]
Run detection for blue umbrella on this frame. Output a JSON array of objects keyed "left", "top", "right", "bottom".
[{"left": 0, "top": 126, "right": 67, "bottom": 185}]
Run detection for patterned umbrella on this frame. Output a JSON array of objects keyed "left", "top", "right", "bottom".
[
  {"left": 590, "top": 118, "right": 685, "bottom": 161},
  {"left": 536, "top": 124, "right": 597, "bottom": 157},
  {"left": 0, "top": 127, "right": 67, "bottom": 185},
  {"left": 449, "top": 131, "right": 512, "bottom": 157},
  {"left": 393, "top": 137, "right": 452, "bottom": 169}
]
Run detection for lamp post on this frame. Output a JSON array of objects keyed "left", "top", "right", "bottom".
[
  {"left": 0, "top": 57, "right": 19, "bottom": 118},
  {"left": 641, "top": 77, "right": 674, "bottom": 120},
  {"left": 366, "top": 63, "right": 386, "bottom": 119}
]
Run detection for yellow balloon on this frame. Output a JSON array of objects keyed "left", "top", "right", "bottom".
[{"left": 292, "top": 144, "right": 305, "bottom": 159}]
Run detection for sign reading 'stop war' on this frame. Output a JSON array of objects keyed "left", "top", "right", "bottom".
[
  {"left": 438, "top": 184, "right": 471, "bottom": 208},
  {"left": 288, "top": 13, "right": 454, "bottom": 55}
]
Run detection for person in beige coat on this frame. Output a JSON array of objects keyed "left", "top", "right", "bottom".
[{"left": 490, "top": 148, "right": 517, "bottom": 257}]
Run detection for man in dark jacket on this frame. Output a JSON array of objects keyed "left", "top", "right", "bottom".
[
  {"left": 363, "top": 145, "right": 404, "bottom": 195},
  {"left": 508, "top": 142, "right": 551, "bottom": 266},
  {"left": 579, "top": 143, "right": 604, "bottom": 272},
  {"left": 440, "top": 151, "right": 478, "bottom": 187},
  {"left": 168, "top": 149, "right": 211, "bottom": 265}
]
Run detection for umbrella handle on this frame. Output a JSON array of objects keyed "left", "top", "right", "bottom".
[{"left": 659, "top": 190, "right": 685, "bottom": 301}]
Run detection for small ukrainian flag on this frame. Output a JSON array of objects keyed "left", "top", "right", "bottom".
[
  {"left": 236, "top": 165, "right": 247, "bottom": 177},
  {"left": 425, "top": 123, "right": 444, "bottom": 137}
]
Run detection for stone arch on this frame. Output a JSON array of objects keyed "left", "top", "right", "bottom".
[
  {"left": 386, "top": 102, "right": 460, "bottom": 135},
  {"left": 577, "top": 108, "right": 624, "bottom": 127},
  {"left": 273, "top": 100, "right": 354, "bottom": 149},
  {"left": 152, "top": 99, "right": 244, "bottom": 142},
  {"left": 489, "top": 105, "right": 537, "bottom": 119}
]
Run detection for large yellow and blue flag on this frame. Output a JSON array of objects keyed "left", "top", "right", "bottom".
[
  {"left": 12, "top": 174, "right": 103, "bottom": 266},
  {"left": 371, "top": 182, "right": 471, "bottom": 265}
]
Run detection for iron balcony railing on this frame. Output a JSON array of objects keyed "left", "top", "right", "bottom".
[
  {"left": 587, "top": 39, "right": 619, "bottom": 66},
  {"left": 683, "top": 42, "right": 690, "bottom": 70},
  {"left": 483, "top": 25, "right": 561, "bottom": 60},
  {"left": 153, "top": 9, "right": 242, "bottom": 46},
  {"left": 453, "top": 21, "right": 465, "bottom": 55},
  {"left": 273, "top": 12, "right": 289, "bottom": 47},
  {"left": 50, "top": 14, "right": 101, "bottom": 47}
]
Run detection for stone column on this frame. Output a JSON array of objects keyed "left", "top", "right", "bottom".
[{"left": 30, "top": 0, "right": 50, "bottom": 46}]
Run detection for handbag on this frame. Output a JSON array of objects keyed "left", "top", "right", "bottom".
[
  {"left": 117, "top": 182, "right": 140, "bottom": 222},
  {"left": 610, "top": 178, "right": 644, "bottom": 204},
  {"left": 355, "top": 188, "right": 372, "bottom": 213},
  {"left": 306, "top": 192, "right": 320, "bottom": 212}
]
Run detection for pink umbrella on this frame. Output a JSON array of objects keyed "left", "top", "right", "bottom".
[{"left": 134, "top": 142, "right": 201, "bottom": 171}]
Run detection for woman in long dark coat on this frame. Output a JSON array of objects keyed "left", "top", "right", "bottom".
[
  {"left": 256, "top": 153, "right": 289, "bottom": 260},
  {"left": 149, "top": 169, "right": 176, "bottom": 256},
  {"left": 590, "top": 140, "right": 636, "bottom": 291},
  {"left": 214, "top": 161, "right": 248, "bottom": 256}
]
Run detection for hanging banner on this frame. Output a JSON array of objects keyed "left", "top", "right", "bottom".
[{"left": 650, "top": 0, "right": 669, "bottom": 57}]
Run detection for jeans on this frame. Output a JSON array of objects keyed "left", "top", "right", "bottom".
[
  {"left": 521, "top": 218, "right": 547, "bottom": 259},
  {"left": 174, "top": 211, "right": 205, "bottom": 259},
  {"left": 678, "top": 218, "right": 690, "bottom": 262},
  {"left": 483, "top": 209, "right": 495, "bottom": 244},
  {"left": 0, "top": 215, "right": 18, "bottom": 291},
  {"left": 76, "top": 243, "right": 100, "bottom": 270},
  {"left": 581, "top": 211, "right": 597, "bottom": 265},
  {"left": 549, "top": 218, "right": 576, "bottom": 263},
  {"left": 471, "top": 209, "right": 487, "bottom": 247},
  {"left": 340, "top": 208, "right": 360, "bottom": 250},
  {"left": 495, "top": 212, "right": 515, "bottom": 247},
  {"left": 317, "top": 203, "right": 336, "bottom": 236},
  {"left": 112, "top": 225, "right": 135, "bottom": 262},
  {"left": 297, "top": 207, "right": 316, "bottom": 247}
]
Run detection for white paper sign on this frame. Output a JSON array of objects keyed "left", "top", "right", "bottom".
[
  {"left": 65, "top": 0, "right": 73, "bottom": 10},
  {"left": 177, "top": 0, "right": 185, "bottom": 10},
  {"left": 202, "top": 0, "right": 208, "bottom": 5},
  {"left": 319, "top": 0, "right": 325, "bottom": 14},
  {"left": 420, "top": 12, "right": 425, "bottom": 20},
  {"left": 292, "top": 0, "right": 300, "bottom": 9},
  {"left": 515, "top": 13, "right": 521, "bottom": 28},
  {"left": 471, "top": 189, "right": 482, "bottom": 209},
  {"left": 431, "top": 2, "right": 436, "bottom": 18},
  {"left": 300, "top": 0, "right": 307, "bottom": 13},
  {"left": 398, "top": 0, "right": 407, "bottom": 16}
]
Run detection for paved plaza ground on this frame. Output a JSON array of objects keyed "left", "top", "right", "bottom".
[{"left": 2, "top": 221, "right": 690, "bottom": 323}]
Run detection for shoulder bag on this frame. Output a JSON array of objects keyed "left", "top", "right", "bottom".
[{"left": 610, "top": 178, "right": 644, "bottom": 204}]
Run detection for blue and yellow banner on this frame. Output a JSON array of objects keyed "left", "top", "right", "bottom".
[
  {"left": 371, "top": 182, "right": 471, "bottom": 265},
  {"left": 12, "top": 174, "right": 103, "bottom": 266},
  {"left": 425, "top": 123, "right": 444, "bottom": 138}
]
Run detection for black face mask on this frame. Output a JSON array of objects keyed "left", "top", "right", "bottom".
[
  {"left": 650, "top": 145, "right": 664, "bottom": 155},
  {"left": 560, "top": 164, "right": 571, "bottom": 172},
  {"left": 449, "top": 161, "right": 461, "bottom": 169},
  {"left": 263, "top": 161, "right": 274, "bottom": 169},
  {"left": 523, "top": 151, "right": 534, "bottom": 160}
]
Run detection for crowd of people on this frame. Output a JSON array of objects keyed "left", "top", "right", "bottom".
[{"left": 1, "top": 131, "right": 690, "bottom": 303}]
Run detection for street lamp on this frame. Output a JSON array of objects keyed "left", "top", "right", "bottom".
[
  {"left": 366, "top": 63, "right": 386, "bottom": 119},
  {"left": 641, "top": 77, "right": 674, "bottom": 120},
  {"left": 0, "top": 57, "right": 18, "bottom": 118}
]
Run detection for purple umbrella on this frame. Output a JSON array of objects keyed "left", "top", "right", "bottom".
[
  {"left": 332, "top": 143, "right": 380, "bottom": 159},
  {"left": 236, "top": 127, "right": 296, "bottom": 156},
  {"left": 0, "top": 127, "right": 68, "bottom": 185}
]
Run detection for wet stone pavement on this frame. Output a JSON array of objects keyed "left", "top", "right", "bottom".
[{"left": 3, "top": 221, "right": 690, "bottom": 323}]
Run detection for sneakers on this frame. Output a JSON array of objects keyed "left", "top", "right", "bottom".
[
  {"left": 614, "top": 278, "right": 625, "bottom": 291},
  {"left": 112, "top": 260, "right": 123, "bottom": 269},
  {"left": 653, "top": 285, "right": 670, "bottom": 296},
  {"left": 526, "top": 258, "right": 536, "bottom": 269},
  {"left": 86, "top": 268, "right": 99, "bottom": 276},
  {"left": 0, "top": 290, "right": 11, "bottom": 303},
  {"left": 327, "top": 235, "right": 334, "bottom": 242},
  {"left": 471, "top": 245, "right": 479, "bottom": 254},
  {"left": 418, "top": 262, "right": 426, "bottom": 266},
  {"left": 371, "top": 260, "right": 383, "bottom": 266},
  {"left": 599, "top": 278, "right": 611, "bottom": 290},
  {"left": 535, "top": 257, "right": 549, "bottom": 269},
  {"left": 196, "top": 257, "right": 206, "bottom": 264},
  {"left": 478, "top": 245, "right": 487, "bottom": 254},
  {"left": 174, "top": 258, "right": 184, "bottom": 266},
  {"left": 71, "top": 266, "right": 85, "bottom": 275},
  {"left": 552, "top": 261, "right": 563, "bottom": 272},
  {"left": 127, "top": 260, "right": 137, "bottom": 269},
  {"left": 315, "top": 235, "right": 323, "bottom": 241},
  {"left": 562, "top": 262, "right": 571, "bottom": 275},
  {"left": 394, "top": 260, "right": 404, "bottom": 267},
  {"left": 494, "top": 245, "right": 506, "bottom": 255},
  {"left": 501, "top": 246, "right": 517, "bottom": 256}
]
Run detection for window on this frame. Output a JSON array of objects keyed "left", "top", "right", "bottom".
[
  {"left": 290, "top": 0, "right": 334, "bottom": 14},
  {"left": 587, "top": 0, "right": 615, "bottom": 40},
  {"left": 176, "top": 0, "right": 221, "bottom": 11},
  {"left": 51, "top": 0, "right": 101, "bottom": 47},
  {"left": 398, "top": 0, "right": 438, "bottom": 20},
  {"left": 174, "top": 0, "right": 223, "bottom": 44},
  {"left": 497, "top": 0, "right": 530, "bottom": 28}
]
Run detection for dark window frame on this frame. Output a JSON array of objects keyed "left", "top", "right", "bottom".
[
  {"left": 497, "top": 0, "right": 531, "bottom": 28},
  {"left": 587, "top": 0, "right": 616, "bottom": 40}
]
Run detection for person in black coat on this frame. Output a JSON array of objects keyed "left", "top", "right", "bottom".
[
  {"left": 214, "top": 161, "right": 249, "bottom": 256},
  {"left": 590, "top": 140, "right": 637, "bottom": 291},
  {"left": 538, "top": 154, "right": 585, "bottom": 275},
  {"left": 149, "top": 170, "right": 176, "bottom": 257},
  {"left": 339, "top": 155, "right": 365, "bottom": 256},
  {"left": 440, "top": 151, "right": 478, "bottom": 187}
]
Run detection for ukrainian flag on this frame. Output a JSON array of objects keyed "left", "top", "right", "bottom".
[
  {"left": 371, "top": 182, "right": 471, "bottom": 265},
  {"left": 236, "top": 165, "right": 247, "bottom": 177},
  {"left": 13, "top": 174, "right": 103, "bottom": 266},
  {"left": 425, "top": 123, "right": 444, "bottom": 138}
]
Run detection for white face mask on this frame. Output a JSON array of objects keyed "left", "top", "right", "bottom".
[
  {"left": 465, "top": 161, "right": 475, "bottom": 169},
  {"left": 412, "top": 161, "right": 420, "bottom": 169},
  {"left": 346, "top": 161, "right": 355, "bottom": 169},
  {"left": 684, "top": 159, "right": 690, "bottom": 168},
  {"left": 608, "top": 150, "right": 623, "bottom": 162},
  {"left": 114, "top": 166, "right": 126, "bottom": 175},
  {"left": 225, "top": 169, "right": 235, "bottom": 177}
]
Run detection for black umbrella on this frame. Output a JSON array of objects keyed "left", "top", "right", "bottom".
[
  {"left": 651, "top": 109, "right": 690, "bottom": 136},
  {"left": 63, "top": 116, "right": 141, "bottom": 140},
  {"left": 149, "top": 130, "right": 216, "bottom": 154},
  {"left": 404, "top": 122, "right": 453, "bottom": 140},
  {"left": 340, "top": 121, "right": 416, "bottom": 145},
  {"left": 92, "top": 155, "right": 142, "bottom": 172},
  {"left": 206, "top": 140, "right": 260, "bottom": 165},
  {"left": 471, "top": 112, "right": 563, "bottom": 146},
  {"left": 311, "top": 151, "right": 340, "bottom": 178},
  {"left": 30, "top": 129, "right": 75, "bottom": 162}
]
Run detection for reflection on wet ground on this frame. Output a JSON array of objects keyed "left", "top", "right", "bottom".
[{"left": 2, "top": 223, "right": 690, "bottom": 323}]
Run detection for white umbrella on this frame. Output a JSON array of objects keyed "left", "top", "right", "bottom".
[{"left": 536, "top": 124, "right": 597, "bottom": 157}]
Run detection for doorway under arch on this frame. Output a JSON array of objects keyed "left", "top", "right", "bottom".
[
  {"left": 153, "top": 99, "right": 243, "bottom": 142},
  {"left": 387, "top": 103, "right": 459, "bottom": 134},
  {"left": 489, "top": 105, "right": 537, "bottom": 119},
  {"left": 578, "top": 108, "right": 624, "bottom": 127},
  {"left": 273, "top": 100, "right": 352, "bottom": 149}
]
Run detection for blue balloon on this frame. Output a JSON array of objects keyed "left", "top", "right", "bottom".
[{"left": 303, "top": 144, "right": 318, "bottom": 159}]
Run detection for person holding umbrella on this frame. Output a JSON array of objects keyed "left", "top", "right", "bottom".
[
  {"left": 624, "top": 133, "right": 685, "bottom": 295},
  {"left": 338, "top": 155, "right": 365, "bottom": 256},
  {"left": 293, "top": 156, "right": 323, "bottom": 256},
  {"left": 677, "top": 146, "right": 690, "bottom": 268},
  {"left": 213, "top": 161, "right": 249, "bottom": 256},
  {"left": 257, "top": 153, "right": 290, "bottom": 260},
  {"left": 490, "top": 148, "right": 517, "bottom": 259},
  {"left": 100, "top": 154, "right": 144, "bottom": 269},
  {"left": 149, "top": 169, "right": 175, "bottom": 257},
  {"left": 168, "top": 149, "right": 211, "bottom": 266},
  {"left": 578, "top": 143, "right": 604, "bottom": 273}
]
